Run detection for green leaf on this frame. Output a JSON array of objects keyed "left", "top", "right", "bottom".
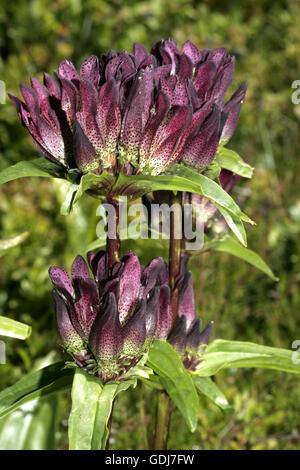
[
  {"left": 0, "top": 231, "right": 29, "bottom": 256},
  {"left": 167, "top": 165, "right": 253, "bottom": 224},
  {"left": 0, "top": 316, "right": 31, "bottom": 340},
  {"left": 191, "top": 375, "right": 233, "bottom": 414},
  {"left": 0, "top": 361, "right": 74, "bottom": 418},
  {"left": 197, "top": 339, "right": 300, "bottom": 376},
  {"left": 68, "top": 368, "right": 137, "bottom": 450},
  {"left": 68, "top": 165, "right": 252, "bottom": 231},
  {"left": 69, "top": 369, "right": 112, "bottom": 450},
  {"left": 112, "top": 165, "right": 253, "bottom": 224},
  {"left": 0, "top": 158, "right": 66, "bottom": 185},
  {"left": 82, "top": 166, "right": 252, "bottom": 243},
  {"left": 72, "top": 171, "right": 115, "bottom": 205},
  {"left": 139, "top": 376, "right": 164, "bottom": 390},
  {"left": 147, "top": 340, "right": 199, "bottom": 432},
  {"left": 60, "top": 182, "right": 79, "bottom": 215},
  {"left": 215, "top": 203, "right": 247, "bottom": 246},
  {"left": 216, "top": 147, "right": 254, "bottom": 178},
  {"left": 205, "top": 235, "right": 278, "bottom": 280},
  {"left": 0, "top": 395, "right": 58, "bottom": 450}
]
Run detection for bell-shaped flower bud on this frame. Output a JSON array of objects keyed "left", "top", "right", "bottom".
[
  {"left": 123, "top": 299, "right": 147, "bottom": 357},
  {"left": 168, "top": 315, "right": 187, "bottom": 355},
  {"left": 89, "top": 293, "right": 124, "bottom": 364},
  {"left": 52, "top": 290, "right": 84, "bottom": 354},
  {"left": 177, "top": 271, "right": 196, "bottom": 330}
]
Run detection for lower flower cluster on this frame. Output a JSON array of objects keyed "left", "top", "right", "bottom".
[{"left": 49, "top": 250, "right": 212, "bottom": 382}]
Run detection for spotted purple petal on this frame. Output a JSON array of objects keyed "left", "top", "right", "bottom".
[
  {"left": 199, "top": 321, "right": 214, "bottom": 353},
  {"left": 145, "top": 287, "right": 159, "bottom": 340},
  {"left": 133, "top": 42, "right": 149, "bottom": 64},
  {"left": 52, "top": 290, "right": 84, "bottom": 352},
  {"left": 182, "top": 40, "right": 202, "bottom": 66},
  {"left": 177, "top": 271, "right": 196, "bottom": 330},
  {"left": 141, "top": 256, "right": 165, "bottom": 296},
  {"left": 156, "top": 285, "right": 173, "bottom": 339},
  {"left": 49, "top": 266, "right": 74, "bottom": 299},
  {"left": 186, "top": 318, "right": 202, "bottom": 352},
  {"left": 181, "top": 106, "right": 221, "bottom": 168},
  {"left": 73, "top": 120, "right": 99, "bottom": 172},
  {"left": 168, "top": 315, "right": 187, "bottom": 354},
  {"left": 58, "top": 60, "right": 79, "bottom": 86},
  {"left": 118, "top": 251, "right": 142, "bottom": 324},
  {"left": 123, "top": 299, "right": 147, "bottom": 356},
  {"left": 80, "top": 55, "right": 100, "bottom": 88},
  {"left": 43, "top": 72, "right": 61, "bottom": 100},
  {"left": 120, "top": 67, "right": 154, "bottom": 161},
  {"left": 221, "top": 82, "right": 247, "bottom": 143},
  {"left": 87, "top": 250, "right": 108, "bottom": 282},
  {"left": 89, "top": 293, "right": 124, "bottom": 363},
  {"left": 193, "top": 61, "right": 216, "bottom": 103},
  {"left": 71, "top": 254, "right": 90, "bottom": 280},
  {"left": 73, "top": 277, "right": 100, "bottom": 338}
]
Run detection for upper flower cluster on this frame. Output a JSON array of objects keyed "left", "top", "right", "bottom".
[{"left": 10, "top": 39, "right": 246, "bottom": 177}]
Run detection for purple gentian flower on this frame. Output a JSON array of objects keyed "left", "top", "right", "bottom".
[
  {"left": 10, "top": 39, "right": 246, "bottom": 180},
  {"left": 49, "top": 250, "right": 171, "bottom": 382}
]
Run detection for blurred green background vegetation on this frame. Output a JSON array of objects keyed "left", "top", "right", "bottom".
[{"left": 0, "top": 0, "right": 300, "bottom": 450}]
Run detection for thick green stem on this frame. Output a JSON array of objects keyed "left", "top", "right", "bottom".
[
  {"left": 106, "top": 197, "right": 120, "bottom": 270},
  {"left": 151, "top": 390, "right": 173, "bottom": 450},
  {"left": 169, "top": 192, "right": 183, "bottom": 317},
  {"left": 152, "top": 192, "right": 183, "bottom": 450},
  {"left": 104, "top": 197, "right": 120, "bottom": 448},
  {"left": 68, "top": 369, "right": 118, "bottom": 450}
]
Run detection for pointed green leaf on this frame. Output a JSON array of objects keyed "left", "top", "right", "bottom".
[
  {"left": 147, "top": 340, "right": 199, "bottom": 432},
  {"left": 214, "top": 204, "right": 247, "bottom": 246},
  {"left": 67, "top": 165, "right": 252, "bottom": 228},
  {"left": 72, "top": 172, "right": 115, "bottom": 205},
  {"left": 60, "top": 182, "right": 79, "bottom": 216},
  {"left": 0, "top": 232, "right": 29, "bottom": 256},
  {"left": 204, "top": 235, "right": 278, "bottom": 280},
  {"left": 197, "top": 340, "right": 300, "bottom": 376},
  {"left": 191, "top": 375, "right": 233, "bottom": 414},
  {"left": 0, "top": 395, "right": 58, "bottom": 450},
  {"left": 216, "top": 147, "right": 254, "bottom": 178},
  {"left": 0, "top": 316, "right": 31, "bottom": 340},
  {"left": 69, "top": 369, "right": 112, "bottom": 450},
  {"left": 0, "top": 158, "right": 66, "bottom": 185},
  {"left": 68, "top": 368, "right": 138, "bottom": 450},
  {"left": 111, "top": 165, "right": 253, "bottom": 225},
  {"left": 166, "top": 165, "right": 254, "bottom": 224},
  {"left": 0, "top": 361, "right": 73, "bottom": 418}
]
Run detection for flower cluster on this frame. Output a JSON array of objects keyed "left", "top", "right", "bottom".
[
  {"left": 49, "top": 250, "right": 172, "bottom": 382},
  {"left": 50, "top": 249, "right": 211, "bottom": 380},
  {"left": 10, "top": 39, "right": 246, "bottom": 178}
]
